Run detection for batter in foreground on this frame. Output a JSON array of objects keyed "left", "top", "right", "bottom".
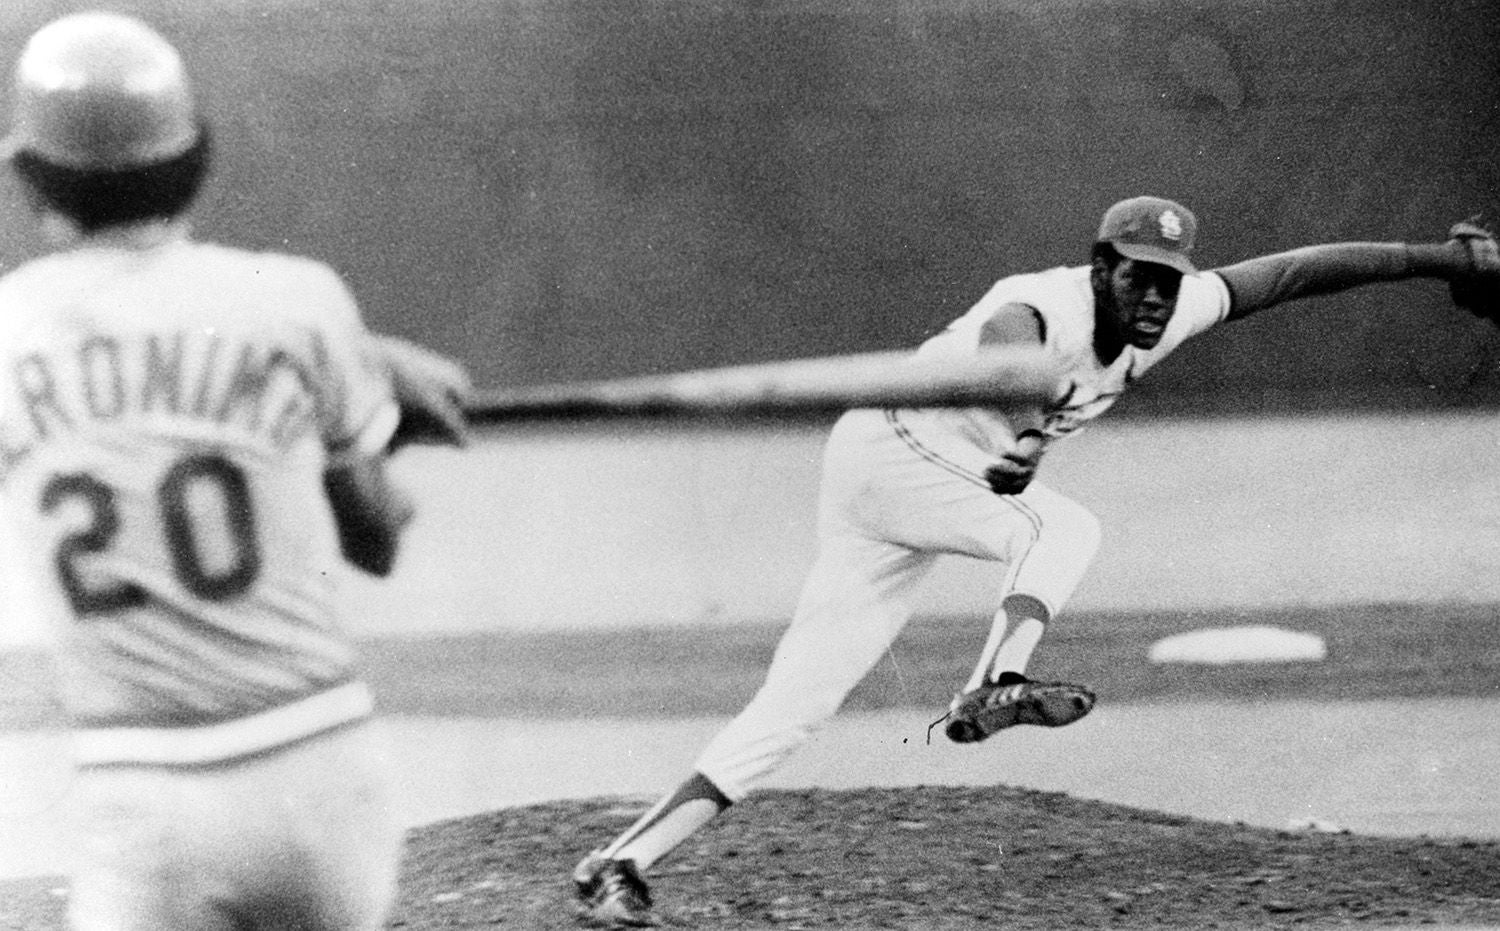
[{"left": 0, "top": 12, "right": 467, "bottom": 929}]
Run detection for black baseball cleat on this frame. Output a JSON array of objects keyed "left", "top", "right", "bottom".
[
  {"left": 573, "top": 850, "right": 658, "bottom": 928},
  {"left": 942, "top": 671, "right": 1096, "bottom": 743}
]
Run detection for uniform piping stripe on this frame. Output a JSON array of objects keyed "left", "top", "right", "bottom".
[
  {"left": 71, "top": 680, "right": 375, "bottom": 767},
  {"left": 883, "top": 410, "right": 1046, "bottom": 593},
  {"left": 882, "top": 410, "right": 1045, "bottom": 534},
  {"left": 883, "top": 409, "right": 985, "bottom": 487}
]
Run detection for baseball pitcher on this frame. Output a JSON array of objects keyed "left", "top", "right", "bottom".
[{"left": 572, "top": 196, "right": 1500, "bottom": 926}]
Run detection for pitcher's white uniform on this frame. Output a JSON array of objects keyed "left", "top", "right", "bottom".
[
  {"left": 0, "top": 227, "right": 404, "bottom": 928},
  {"left": 693, "top": 264, "right": 1231, "bottom": 799}
]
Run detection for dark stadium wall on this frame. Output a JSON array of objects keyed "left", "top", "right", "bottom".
[{"left": 0, "top": 0, "right": 1496, "bottom": 416}]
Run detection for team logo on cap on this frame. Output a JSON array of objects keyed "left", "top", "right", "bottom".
[{"left": 1158, "top": 209, "right": 1184, "bottom": 241}]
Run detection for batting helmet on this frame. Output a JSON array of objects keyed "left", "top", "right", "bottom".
[{"left": 5, "top": 12, "right": 199, "bottom": 171}]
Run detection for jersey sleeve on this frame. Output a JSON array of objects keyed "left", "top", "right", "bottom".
[
  {"left": 915, "top": 276, "right": 1034, "bottom": 361},
  {"left": 1211, "top": 242, "right": 1413, "bottom": 320},
  {"left": 1172, "top": 271, "right": 1232, "bottom": 339},
  {"left": 303, "top": 267, "right": 400, "bottom": 466}
]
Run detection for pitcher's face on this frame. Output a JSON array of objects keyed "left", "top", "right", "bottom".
[{"left": 1095, "top": 258, "right": 1184, "bottom": 351}]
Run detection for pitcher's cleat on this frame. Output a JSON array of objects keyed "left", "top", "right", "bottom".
[
  {"left": 573, "top": 850, "right": 658, "bottom": 928},
  {"left": 943, "top": 671, "right": 1096, "bottom": 743}
]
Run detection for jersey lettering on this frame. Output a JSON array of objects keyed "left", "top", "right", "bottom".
[
  {"left": 1041, "top": 381, "right": 1122, "bottom": 440},
  {"left": 80, "top": 336, "right": 127, "bottom": 420},
  {"left": 14, "top": 353, "right": 72, "bottom": 440},
  {"left": 0, "top": 331, "right": 324, "bottom": 489},
  {"left": 160, "top": 454, "right": 261, "bottom": 601},
  {"left": 40, "top": 454, "right": 263, "bottom": 617},
  {"left": 41, "top": 472, "right": 148, "bottom": 615}
]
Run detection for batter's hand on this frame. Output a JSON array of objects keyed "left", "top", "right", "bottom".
[
  {"left": 985, "top": 431, "right": 1044, "bottom": 496},
  {"left": 374, "top": 334, "right": 473, "bottom": 451},
  {"left": 1448, "top": 216, "right": 1500, "bottom": 327}
]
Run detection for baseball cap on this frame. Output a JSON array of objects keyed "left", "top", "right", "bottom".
[{"left": 1096, "top": 196, "right": 1198, "bottom": 274}]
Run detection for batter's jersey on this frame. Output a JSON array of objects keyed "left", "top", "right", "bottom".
[
  {"left": 0, "top": 227, "right": 399, "bottom": 765},
  {"left": 901, "top": 264, "right": 1231, "bottom": 456}
]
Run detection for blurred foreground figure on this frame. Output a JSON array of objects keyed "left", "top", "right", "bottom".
[
  {"left": 573, "top": 194, "right": 1500, "bottom": 927},
  {"left": 0, "top": 11, "right": 465, "bottom": 929}
]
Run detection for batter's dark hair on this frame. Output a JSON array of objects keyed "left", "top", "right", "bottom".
[
  {"left": 12, "top": 124, "right": 212, "bottom": 233},
  {"left": 1091, "top": 242, "right": 1123, "bottom": 268}
]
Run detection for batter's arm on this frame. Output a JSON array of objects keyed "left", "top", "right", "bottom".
[
  {"left": 324, "top": 457, "right": 414, "bottom": 577},
  {"left": 1216, "top": 239, "right": 1470, "bottom": 321}
]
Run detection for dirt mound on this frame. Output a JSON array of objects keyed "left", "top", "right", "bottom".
[{"left": 389, "top": 786, "right": 1499, "bottom": 929}]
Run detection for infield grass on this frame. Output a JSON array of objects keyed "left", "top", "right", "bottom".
[{"left": 355, "top": 600, "right": 1500, "bottom": 720}]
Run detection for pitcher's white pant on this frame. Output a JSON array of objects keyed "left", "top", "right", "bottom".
[{"left": 695, "top": 408, "right": 1100, "bottom": 801}]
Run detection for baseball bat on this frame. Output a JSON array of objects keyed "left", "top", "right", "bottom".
[{"left": 464, "top": 347, "right": 1062, "bottom": 425}]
